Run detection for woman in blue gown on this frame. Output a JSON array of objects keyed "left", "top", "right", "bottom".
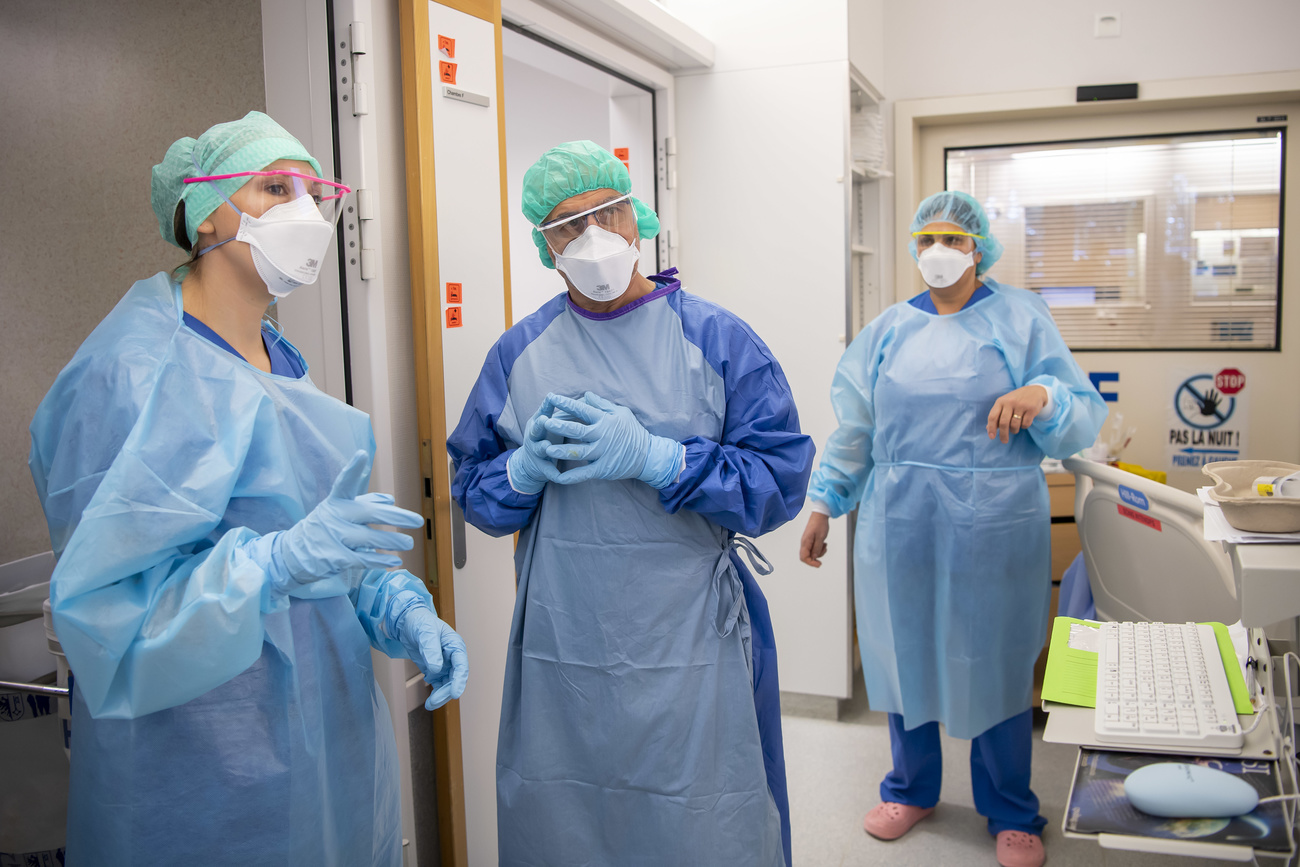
[
  {"left": 449, "top": 141, "right": 814, "bottom": 866},
  {"left": 28, "top": 112, "right": 468, "bottom": 866},
  {"left": 799, "top": 191, "right": 1106, "bottom": 867}
]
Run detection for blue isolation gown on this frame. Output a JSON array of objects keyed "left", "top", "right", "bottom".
[
  {"left": 448, "top": 270, "right": 813, "bottom": 867},
  {"left": 28, "top": 272, "right": 429, "bottom": 867},
  {"left": 809, "top": 278, "right": 1106, "bottom": 739}
]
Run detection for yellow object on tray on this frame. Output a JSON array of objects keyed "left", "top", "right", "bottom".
[{"left": 1111, "top": 462, "right": 1166, "bottom": 484}]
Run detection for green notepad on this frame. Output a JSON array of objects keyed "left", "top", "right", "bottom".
[
  {"left": 1041, "top": 617, "right": 1253, "bottom": 714},
  {"left": 1042, "top": 617, "right": 1101, "bottom": 707}
]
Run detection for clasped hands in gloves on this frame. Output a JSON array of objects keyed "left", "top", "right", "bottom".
[{"left": 506, "top": 392, "right": 684, "bottom": 494}]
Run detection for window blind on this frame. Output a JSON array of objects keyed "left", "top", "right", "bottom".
[{"left": 945, "top": 130, "right": 1284, "bottom": 350}]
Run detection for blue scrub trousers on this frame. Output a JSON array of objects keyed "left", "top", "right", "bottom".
[{"left": 880, "top": 710, "right": 1047, "bottom": 836}]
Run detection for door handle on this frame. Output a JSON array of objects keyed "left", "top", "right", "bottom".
[{"left": 449, "top": 459, "right": 467, "bottom": 569}]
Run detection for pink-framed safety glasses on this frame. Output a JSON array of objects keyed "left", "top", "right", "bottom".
[{"left": 185, "top": 170, "right": 353, "bottom": 224}]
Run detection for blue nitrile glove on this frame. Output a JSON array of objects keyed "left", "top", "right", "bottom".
[
  {"left": 264, "top": 450, "right": 424, "bottom": 593},
  {"left": 540, "top": 392, "right": 685, "bottom": 488},
  {"left": 389, "top": 592, "right": 469, "bottom": 710},
  {"left": 505, "top": 394, "right": 565, "bottom": 494}
]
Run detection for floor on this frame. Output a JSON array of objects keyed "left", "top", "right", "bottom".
[{"left": 781, "top": 670, "right": 1268, "bottom": 867}]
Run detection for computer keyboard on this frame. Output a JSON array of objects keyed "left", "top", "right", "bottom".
[{"left": 1093, "top": 621, "right": 1244, "bottom": 749}]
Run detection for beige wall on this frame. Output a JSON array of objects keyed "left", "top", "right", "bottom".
[
  {"left": 0, "top": 0, "right": 266, "bottom": 564},
  {"left": 883, "top": 0, "right": 1300, "bottom": 102}
]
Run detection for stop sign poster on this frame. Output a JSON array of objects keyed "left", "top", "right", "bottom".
[{"left": 1167, "top": 367, "right": 1249, "bottom": 470}]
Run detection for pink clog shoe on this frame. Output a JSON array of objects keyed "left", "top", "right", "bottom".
[
  {"left": 861, "top": 801, "right": 935, "bottom": 841},
  {"left": 996, "top": 830, "right": 1045, "bottom": 867}
]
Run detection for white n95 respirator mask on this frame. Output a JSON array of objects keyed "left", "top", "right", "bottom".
[
  {"left": 916, "top": 243, "right": 976, "bottom": 289},
  {"left": 551, "top": 225, "right": 640, "bottom": 303},
  {"left": 235, "top": 195, "right": 337, "bottom": 298}
]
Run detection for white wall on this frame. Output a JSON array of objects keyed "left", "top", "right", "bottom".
[
  {"left": 664, "top": 0, "right": 856, "bottom": 699},
  {"left": 847, "top": 0, "right": 883, "bottom": 88},
  {"left": 664, "top": 0, "right": 846, "bottom": 74},
  {"left": 884, "top": 0, "right": 1300, "bottom": 101}
]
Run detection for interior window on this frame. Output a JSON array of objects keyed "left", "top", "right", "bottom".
[{"left": 946, "top": 129, "right": 1284, "bottom": 350}]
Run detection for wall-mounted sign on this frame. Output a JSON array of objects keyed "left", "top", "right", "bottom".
[
  {"left": 1166, "top": 367, "right": 1249, "bottom": 470},
  {"left": 1088, "top": 371, "right": 1119, "bottom": 403}
]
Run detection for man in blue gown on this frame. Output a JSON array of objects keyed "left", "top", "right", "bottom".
[{"left": 448, "top": 141, "right": 813, "bottom": 866}]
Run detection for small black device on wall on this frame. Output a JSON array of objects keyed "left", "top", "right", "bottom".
[{"left": 1077, "top": 83, "right": 1140, "bottom": 102}]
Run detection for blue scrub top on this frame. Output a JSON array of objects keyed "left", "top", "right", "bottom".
[
  {"left": 908, "top": 282, "right": 993, "bottom": 314},
  {"left": 183, "top": 311, "right": 305, "bottom": 378}
]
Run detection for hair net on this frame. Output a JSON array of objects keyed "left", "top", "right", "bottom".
[
  {"left": 151, "top": 111, "right": 323, "bottom": 250},
  {"left": 908, "top": 190, "right": 1003, "bottom": 275},
  {"left": 521, "top": 140, "right": 659, "bottom": 268}
]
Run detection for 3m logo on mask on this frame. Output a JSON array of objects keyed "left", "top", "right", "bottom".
[
  {"left": 305, "top": 258, "right": 319, "bottom": 269},
  {"left": 596, "top": 283, "right": 610, "bottom": 291}
]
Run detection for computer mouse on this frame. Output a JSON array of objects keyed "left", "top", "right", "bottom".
[{"left": 1124, "top": 762, "right": 1259, "bottom": 818}]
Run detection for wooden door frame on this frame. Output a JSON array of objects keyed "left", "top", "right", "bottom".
[{"left": 397, "top": 0, "right": 513, "bottom": 863}]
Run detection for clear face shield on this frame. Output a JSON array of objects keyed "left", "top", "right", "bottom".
[
  {"left": 537, "top": 193, "right": 638, "bottom": 255},
  {"left": 184, "top": 168, "right": 353, "bottom": 224}
]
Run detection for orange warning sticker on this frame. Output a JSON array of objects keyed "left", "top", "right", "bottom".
[
  {"left": 446, "top": 306, "right": 463, "bottom": 328},
  {"left": 439, "top": 61, "right": 457, "bottom": 84},
  {"left": 1118, "top": 503, "right": 1162, "bottom": 531},
  {"left": 446, "top": 282, "right": 462, "bottom": 304},
  {"left": 613, "top": 147, "right": 629, "bottom": 160},
  {"left": 438, "top": 35, "right": 456, "bottom": 58}
]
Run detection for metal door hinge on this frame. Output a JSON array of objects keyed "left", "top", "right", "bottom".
[
  {"left": 661, "top": 136, "right": 678, "bottom": 190},
  {"left": 350, "top": 21, "right": 370, "bottom": 55}
]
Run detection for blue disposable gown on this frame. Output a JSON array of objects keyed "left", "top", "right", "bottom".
[
  {"left": 808, "top": 278, "right": 1106, "bottom": 739},
  {"left": 28, "top": 272, "right": 428, "bottom": 867},
  {"left": 448, "top": 270, "right": 813, "bottom": 867}
]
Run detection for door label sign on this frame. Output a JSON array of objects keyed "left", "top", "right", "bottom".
[
  {"left": 1167, "top": 367, "right": 1249, "bottom": 470},
  {"left": 1118, "top": 484, "right": 1149, "bottom": 510},
  {"left": 443, "top": 86, "right": 489, "bottom": 107}
]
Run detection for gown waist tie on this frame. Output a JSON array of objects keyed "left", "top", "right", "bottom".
[
  {"left": 712, "top": 536, "right": 773, "bottom": 638},
  {"left": 876, "top": 460, "right": 1041, "bottom": 473}
]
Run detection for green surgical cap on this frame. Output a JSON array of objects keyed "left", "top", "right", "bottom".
[
  {"left": 151, "top": 111, "right": 322, "bottom": 250},
  {"left": 521, "top": 140, "right": 659, "bottom": 268},
  {"left": 908, "top": 190, "right": 1004, "bottom": 275}
]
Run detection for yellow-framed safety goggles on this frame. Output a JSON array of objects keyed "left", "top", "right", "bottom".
[{"left": 910, "top": 230, "right": 985, "bottom": 239}]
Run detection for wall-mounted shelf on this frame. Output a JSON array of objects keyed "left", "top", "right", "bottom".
[
  {"left": 851, "top": 164, "right": 893, "bottom": 182},
  {"left": 847, "top": 63, "right": 887, "bottom": 340}
]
